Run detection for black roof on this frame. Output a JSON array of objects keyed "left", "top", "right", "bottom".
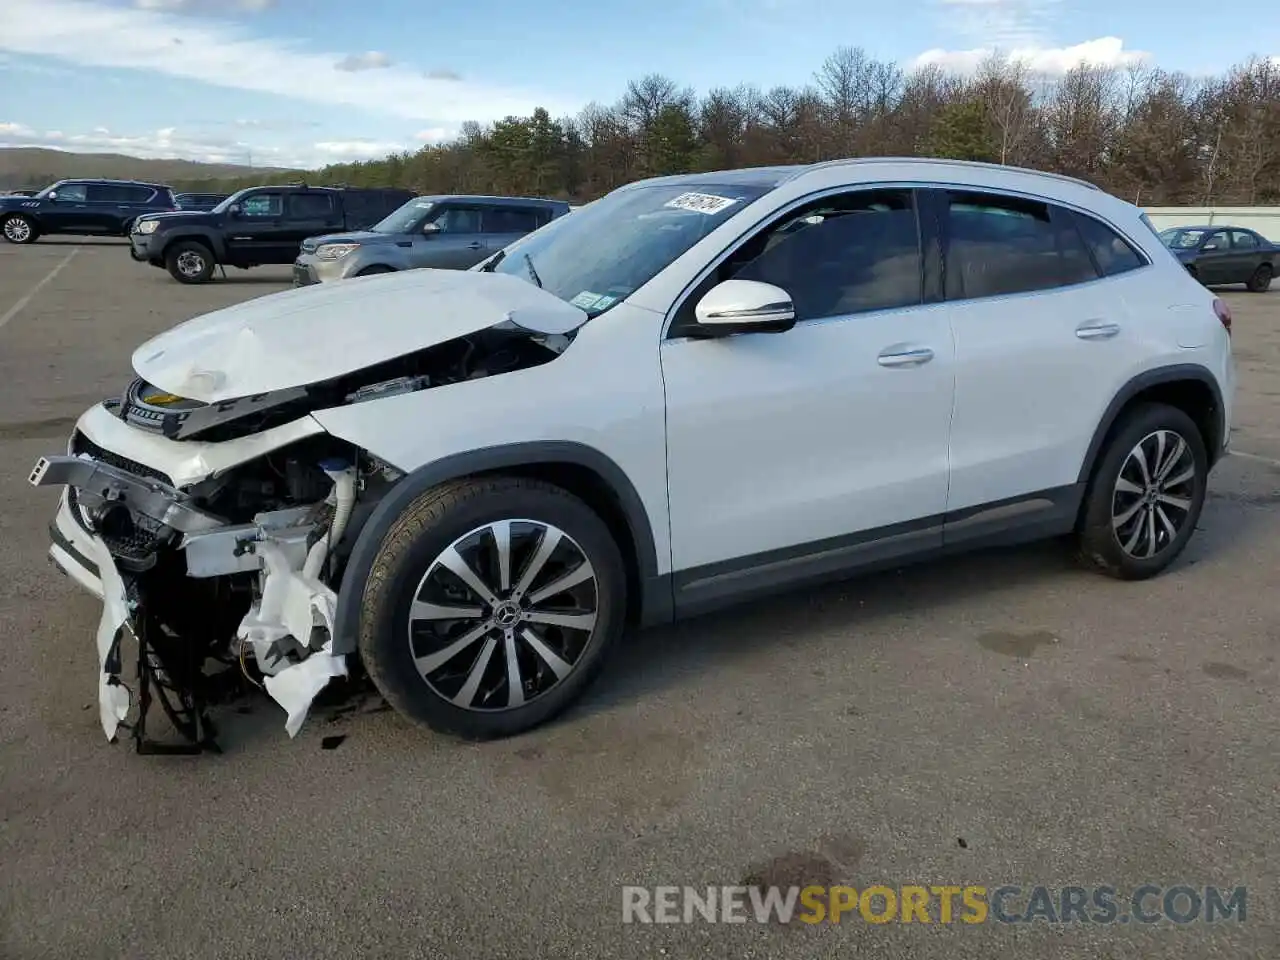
[{"left": 54, "top": 177, "right": 172, "bottom": 189}]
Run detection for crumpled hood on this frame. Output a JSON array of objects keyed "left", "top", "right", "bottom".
[
  {"left": 132, "top": 268, "right": 589, "bottom": 404},
  {"left": 301, "top": 230, "right": 394, "bottom": 252}
]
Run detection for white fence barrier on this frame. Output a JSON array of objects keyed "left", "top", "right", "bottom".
[{"left": 1142, "top": 207, "right": 1280, "bottom": 239}]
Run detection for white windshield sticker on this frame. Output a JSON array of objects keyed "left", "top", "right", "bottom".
[
  {"left": 664, "top": 192, "right": 740, "bottom": 215},
  {"left": 570, "top": 290, "right": 604, "bottom": 310},
  {"left": 593, "top": 295, "right": 618, "bottom": 309}
]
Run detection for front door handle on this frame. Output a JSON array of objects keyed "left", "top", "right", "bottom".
[
  {"left": 1076, "top": 320, "right": 1120, "bottom": 340},
  {"left": 466, "top": 241, "right": 484, "bottom": 250},
  {"left": 877, "top": 346, "right": 934, "bottom": 367}
]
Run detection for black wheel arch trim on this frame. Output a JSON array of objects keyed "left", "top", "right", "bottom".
[
  {"left": 330, "top": 440, "right": 667, "bottom": 656},
  {"left": 158, "top": 229, "right": 226, "bottom": 263},
  {"left": 1077, "top": 363, "right": 1225, "bottom": 486}
]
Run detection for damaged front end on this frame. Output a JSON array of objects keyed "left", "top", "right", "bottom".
[{"left": 30, "top": 312, "right": 577, "bottom": 754}]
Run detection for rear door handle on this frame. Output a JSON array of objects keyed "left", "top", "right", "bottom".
[
  {"left": 1076, "top": 320, "right": 1120, "bottom": 340},
  {"left": 877, "top": 346, "right": 934, "bottom": 367}
]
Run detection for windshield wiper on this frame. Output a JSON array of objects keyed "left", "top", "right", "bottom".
[
  {"left": 523, "top": 253, "right": 543, "bottom": 288},
  {"left": 480, "top": 249, "right": 505, "bottom": 272}
]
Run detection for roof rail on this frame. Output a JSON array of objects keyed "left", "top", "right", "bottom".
[{"left": 798, "top": 156, "right": 1103, "bottom": 191}]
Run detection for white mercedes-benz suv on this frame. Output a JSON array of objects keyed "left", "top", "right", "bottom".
[{"left": 30, "top": 157, "right": 1235, "bottom": 753}]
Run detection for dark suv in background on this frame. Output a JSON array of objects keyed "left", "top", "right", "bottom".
[
  {"left": 292, "top": 194, "right": 571, "bottom": 284},
  {"left": 0, "top": 179, "right": 177, "bottom": 244},
  {"left": 174, "top": 192, "right": 229, "bottom": 212}
]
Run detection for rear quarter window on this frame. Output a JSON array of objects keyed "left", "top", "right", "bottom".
[{"left": 1071, "top": 212, "right": 1146, "bottom": 277}]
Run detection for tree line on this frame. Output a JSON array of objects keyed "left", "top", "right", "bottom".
[{"left": 32, "top": 49, "right": 1280, "bottom": 204}]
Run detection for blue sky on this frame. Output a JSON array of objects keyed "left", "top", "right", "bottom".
[{"left": 0, "top": 0, "right": 1275, "bottom": 170}]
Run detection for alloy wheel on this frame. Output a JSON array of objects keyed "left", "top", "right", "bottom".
[
  {"left": 407, "top": 519, "right": 599, "bottom": 711},
  {"left": 4, "top": 218, "right": 31, "bottom": 242},
  {"left": 1111, "top": 429, "right": 1197, "bottom": 560},
  {"left": 176, "top": 250, "right": 206, "bottom": 277}
]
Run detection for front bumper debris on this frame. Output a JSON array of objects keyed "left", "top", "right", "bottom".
[{"left": 31, "top": 444, "right": 355, "bottom": 753}]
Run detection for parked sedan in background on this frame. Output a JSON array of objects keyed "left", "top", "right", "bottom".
[
  {"left": 1159, "top": 224, "right": 1278, "bottom": 292},
  {"left": 292, "top": 194, "right": 570, "bottom": 284}
]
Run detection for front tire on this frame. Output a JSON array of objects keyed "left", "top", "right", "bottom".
[
  {"left": 359, "top": 477, "right": 627, "bottom": 740},
  {"left": 1247, "top": 263, "right": 1273, "bottom": 292},
  {"left": 357, "top": 264, "right": 395, "bottom": 277},
  {"left": 2, "top": 214, "right": 38, "bottom": 244},
  {"left": 1075, "top": 403, "right": 1208, "bottom": 580},
  {"left": 165, "top": 240, "right": 215, "bottom": 283}
]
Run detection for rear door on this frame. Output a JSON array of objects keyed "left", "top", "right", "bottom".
[
  {"left": 284, "top": 191, "right": 342, "bottom": 256},
  {"left": 931, "top": 187, "right": 1153, "bottom": 527},
  {"left": 1228, "top": 230, "right": 1265, "bottom": 283},
  {"left": 480, "top": 205, "right": 551, "bottom": 258}
]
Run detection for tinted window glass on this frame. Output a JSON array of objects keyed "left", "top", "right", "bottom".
[
  {"left": 1232, "top": 230, "right": 1259, "bottom": 250},
  {"left": 484, "top": 207, "right": 542, "bottom": 234},
  {"left": 87, "top": 184, "right": 125, "bottom": 202},
  {"left": 1072, "top": 212, "right": 1145, "bottom": 276},
  {"left": 287, "top": 192, "right": 334, "bottom": 219},
  {"left": 53, "top": 183, "right": 87, "bottom": 202},
  {"left": 432, "top": 206, "right": 483, "bottom": 234},
  {"left": 945, "top": 192, "right": 1097, "bottom": 299},
  {"left": 1202, "top": 230, "right": 1229, "bottom": 251},
  {"left": 240, "top": 193, "right": 283, "bottom": 217},
  {"left": 725, "top": 189, "right": 922, "bottom": 320},
  {"left": 127, "top": 186, "right": 157, "bottom": 203}
]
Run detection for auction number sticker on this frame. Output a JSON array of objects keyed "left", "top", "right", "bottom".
[
  {"left": 570, "top": 290, "right": 605, "bottom": 309},
  {"left": 664, "top": 192, "right": 740, "bottom": 215}
]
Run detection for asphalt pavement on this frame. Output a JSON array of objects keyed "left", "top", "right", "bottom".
[{"left": 1, "top": 239, "right": 1278, "bottom": 959}]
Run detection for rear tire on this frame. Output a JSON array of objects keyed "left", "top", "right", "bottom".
[
  {"left": 1074, "top": 402, "right": 1208, "bottom": 580},
  {"left": 2, "top": 214, "right": 38, "bottom": 244},
  {"left": 358, "top": 477, "right": 627, "bottom": 740},
  {"left": 1246, "top": 263, "right": 1273, "bottom": 292},
  {"left": 165, "top": 240, "right": 215, "bottom": 283}
]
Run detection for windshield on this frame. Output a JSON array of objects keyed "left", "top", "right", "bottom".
[
  {"left": 370, "top": 198, "right": 435, "bottom": 234},
  {"left": 1160, "top": 228, "right": 1206, "bottom": 250},
  {"left": 488, "top": 182, "right": 772, "bottom": 316}
]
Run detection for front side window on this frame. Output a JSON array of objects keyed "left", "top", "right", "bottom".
[
  {"left": 431, "top": 206, "right": 484, "bottom": 234},
  {"left": 1202, "top": 230, "right": 1229, "bottom": 252},
  {"left": 52, "top": 183, "right": 88, "bottom": 202},
  {"left": 944, "top": 192, "right": 1096, "bottom": 299},
  {"left": 487, "top": 181, "right": 772, "bottom": 317},
  {"left": 716, "top": 189, "right": 922, "bottom": 321},
  {"left": 240, "top": 193, "right": 283, "bottom": 217}
]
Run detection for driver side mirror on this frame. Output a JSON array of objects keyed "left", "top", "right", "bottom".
[
  {"left": 691, "top": 279, "right": 796, "bottom": 337},
  {"left": 422, "top": 221, "right": 441, "bottom": 236},
  {"left": 46, "top": 191, "right": 57, "bottom": 200},
  {"left": 227, "top": 203, "right": 242, "bottom": 217}
]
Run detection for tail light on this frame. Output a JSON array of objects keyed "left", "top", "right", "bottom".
[{"left": 1213, "top": 297, "right": 1232, "bottom": 336}]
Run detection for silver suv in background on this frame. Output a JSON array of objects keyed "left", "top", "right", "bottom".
[{"left": 292, "top": 194, "right": 571, "bottom": 284}]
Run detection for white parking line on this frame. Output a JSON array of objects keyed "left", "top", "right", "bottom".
[
  {"left": 1231, "top": 449, "right": 1280, "bottom": 468},
  {"left": 0, "top": 246, "right": 80, "bottom": 333}
]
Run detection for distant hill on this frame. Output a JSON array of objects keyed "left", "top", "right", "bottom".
[{"left": 0, "top": 147, "right": 303, "bottom": 191}]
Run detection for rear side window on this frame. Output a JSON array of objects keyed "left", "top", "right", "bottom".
[
  {"left": 87, "top": 184, "right": 127, "bottom": 203},
  {"left": 944, "top": 192, "right": 1097, "bottom": 299},
  {"left": 1232, "top": 230, "right": 1259, "bottom": 250},
  {"left": 1071, "top": 212, "right": 1146, "bottom": 277},
  {"left": 288, "top": 192, "right": 334, "bottom": 219},
  {"left": 483, "top": 207, "right": 543, "bottom": 233}
]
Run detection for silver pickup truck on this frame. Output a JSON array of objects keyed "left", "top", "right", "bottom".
[{"left": 292, "top": 194, "right": 571, "bottom": 285}]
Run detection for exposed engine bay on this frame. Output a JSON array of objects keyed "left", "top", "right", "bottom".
[{"left": 29, "top": 322, "right": 574, "bottom": 753}]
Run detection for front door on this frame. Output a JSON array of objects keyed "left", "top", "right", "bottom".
[
  {"left": 42, "top": 182, "right": 93, "bottom": 231},
  {"left": 661, "top": 187, "right": 955, "bottom": 604},
  {"left": 418, "top": 204, "right": 490, "bottom": 269}
]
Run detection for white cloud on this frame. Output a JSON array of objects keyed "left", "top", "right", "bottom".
[
  {"left": 334, "top": 51, "right": 392, "bottom": 72},
  {"left": 425, "top": 68, "right": 462, "bottom": 82},
  {"left": 313, "top": 139, "right": 408, "bottom": 159},
  {"left": 913, "top": 36, "right": 1150, "bottom": 75},
  {"left": 934, "top": 0, "right": 1063, "bottom": 48},
  {"left": 0, "top": 122, "right": 36, "bottom": 137},
  {"left": 413, "top": 127, "right": 455, "bottom": 144},
  {"left": 1, "top": 0, "right": 576, "bottom": 125},
  {"left": 134, "top": 0, "right": 276, "bottom": 12}
]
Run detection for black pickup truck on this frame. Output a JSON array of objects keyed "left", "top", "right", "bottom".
[{"left": 129, "top": 184, "right": 415, "bottom": 283}]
